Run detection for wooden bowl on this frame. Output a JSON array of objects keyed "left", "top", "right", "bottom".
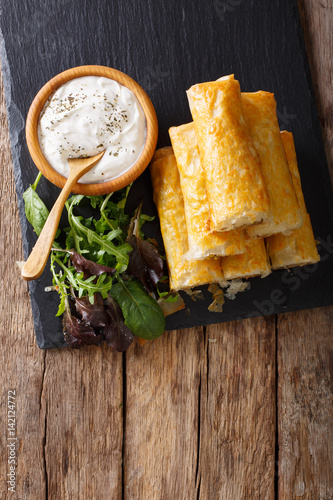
[{"left": 26, "top": 65, "right": 158, "bottom": 195}]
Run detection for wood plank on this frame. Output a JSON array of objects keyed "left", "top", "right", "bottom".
[
  {"left": 297, "top": 0, "right": 333, "bottom": 182},
  {"left": 0, "top": 65, "right": 47, "bottom": 498},
  {"left": 277, "top": 2, "right": 333, "bottom": 499},
  {"left": 123, "top": 328, "right": 203, "bottom": 500},
  {"left": 43, "top": 346, "right": 123, "bottom": 500},
  {"left": 0, "top": 2, "right": 331, "bottom": 500},
  {"left": 0, "top": 65, "right": 124, "bottom": 499},
  {"left": 198, "top": 318, "right": 276, "bottom": 500},
  {"left": 277, "top": 309, "right": 333, "bottom": 499}
]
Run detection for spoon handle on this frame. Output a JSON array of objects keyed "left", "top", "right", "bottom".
[{"left": 21, "top": 171, "right": 81, "bottom": 281}]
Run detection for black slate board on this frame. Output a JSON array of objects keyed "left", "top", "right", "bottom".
[{"left": 1, "top": 0, "right": 333, "bottom": 349}]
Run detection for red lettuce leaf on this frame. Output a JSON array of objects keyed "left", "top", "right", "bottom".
[
  {"left": 104, "top": 296, "right": 134, "bottom": 352},
  {"left": 74, "top": 293, "right": 109, "bottom": 328},
  {"left": 70, "top": 251, "right": 115, "bottom": 278},
  {"left": 127, "top": 235, "right": 164, "bottom": 293},
  {"left": 63, "top": 310, "right": 103, "bottom": 349}
]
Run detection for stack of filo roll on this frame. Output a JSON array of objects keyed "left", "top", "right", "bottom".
[{"left": 149, "top": 75, "right": 319, "bottom": 292}]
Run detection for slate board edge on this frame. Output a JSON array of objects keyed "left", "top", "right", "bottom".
[{"left": 0, "top": 2, "right": 332, "bottom": 350}]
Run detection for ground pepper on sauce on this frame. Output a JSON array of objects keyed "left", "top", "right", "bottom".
[{"left": 38, "top": 76, "right": 146, "bottom": 183}]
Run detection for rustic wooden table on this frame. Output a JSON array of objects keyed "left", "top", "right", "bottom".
[{"left": 0, "top": 1, "right": 332, "bottom": 499}]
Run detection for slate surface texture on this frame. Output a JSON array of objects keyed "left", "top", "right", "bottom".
[{"left": 0, "top": 0, "right": 332, "bottom": 348}]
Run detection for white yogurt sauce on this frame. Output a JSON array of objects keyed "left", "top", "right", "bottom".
[{"left": 38, "top": 76, "right": 146, "bottom": 183}]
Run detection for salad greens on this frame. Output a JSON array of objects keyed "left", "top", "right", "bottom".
[
  {"left": 23, "top": 175, "right": 176, "bottom": 351},
  {"left": 23, "top": 172, "right": 49, "bottom": 236}
]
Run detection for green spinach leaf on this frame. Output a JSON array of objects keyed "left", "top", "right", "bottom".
[
  {"left": 23, "top": 172, "right": 49, "bottom": 236},
  {"left": 110, "top": 278, "right": 165, "bottom": 340}
]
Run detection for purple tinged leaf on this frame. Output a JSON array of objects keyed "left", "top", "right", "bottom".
[
  {"left": 126, "top": 203, "right": 164, "bottom": 293},
  {"left": 63, "top": 310, "right": 103, "bottom": 349},
  {"left": 104, "top": 296, "right": 134, "bottom": 352},
  {"left": 70, "top": 251, "right": 115, "bottom": 278},
  {"left": 127, "top": 235, "right": 164, "bottom": 293},
  {"left": 74, "top": 293, "right": 109, "bottom": 328}
]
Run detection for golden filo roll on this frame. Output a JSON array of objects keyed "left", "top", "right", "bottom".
[
  {"left": 149, "top": 151, "right": 226, "bottom": 291},
  {"left": 186, "top": 75, "right": 270, "bottom": 232},
  {"left": 152, "top": 146, "right": 173, "bottom": 161},
  {"left": 279, "top": 131, "right": 307, "bottom": 212},
  {"left": 169, "top": 122, "right": 246, "bottom": 260},
  {"left": 222, "top": 238, "right": 271, "bottom": 280},
  {"left": 265, "top": 131, "right": 320, "bottom": 269},
  {"left": 242, "top": 91, "right": 303, "bottom": 238}
]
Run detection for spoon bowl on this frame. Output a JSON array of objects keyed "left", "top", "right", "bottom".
[{"left": 21, "top": 151, "right": 105, "bottom": 281}]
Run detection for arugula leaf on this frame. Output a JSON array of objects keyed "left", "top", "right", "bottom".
[
  {"left": 110, "top": 278, "right": 165, "bottom": 340},
  {"left": 66, "top": 196, "right": 131, "bottom": 267},
  {"left": 100, "top": 191, "right": 130, "bottom": 233},
  {"left": 52, "top": 254, "right": 113, "bottom": 303},
  {"left": 76, "top": 273, "right": 113, "bottom": 303},
  {"left": 50, "top": 253, "right": 68, "bottom": 317},
  {"left": 88, "top": 195, "right": 105, "bottom": 209}
]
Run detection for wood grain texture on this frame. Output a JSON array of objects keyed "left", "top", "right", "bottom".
[
  {"left": 198, "top": 319, "right": 276, "bottom": 500},
  {"left": 277, "top": 309, "right": 333, "bottom": 499},
  {"left": 42, "top": 346, "right": 123, "bottom": 500},
  {"left": 124, "top": 319, "right": 276, "bottom": 500},
  {"left": 0, "top": 66, "right": 123, "bottom": 499},
  {"left": 123, "top": 329, "right": 203, "bottom": 500},
  {"left": 0, "top": 66, "right": 47, "bottom": 498},
  {"left": 278, "top": 2, "right": 333, "bottom": 499},
  {"left": 0, "top": 1, "right": 332, "bottom": 499},
  {"left": 297, "top": 0, "right": 333, "bottom": 183}
]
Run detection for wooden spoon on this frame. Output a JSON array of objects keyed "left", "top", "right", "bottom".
[{"left": 21, "top": 151, "right": 105, "bottom": 281}]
